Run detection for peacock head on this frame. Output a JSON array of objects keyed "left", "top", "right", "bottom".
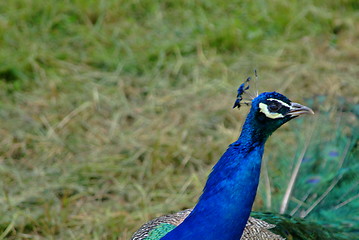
[
  {"left": 240, "top": 92, "right": 314, "bottom": 139},
  {"left": 233, "top": 76, "right": 314, "bottom": 138}
]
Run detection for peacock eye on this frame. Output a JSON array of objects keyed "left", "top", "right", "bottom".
[{"left": 268, "top": 101, "right": 282, "bottom": 112}]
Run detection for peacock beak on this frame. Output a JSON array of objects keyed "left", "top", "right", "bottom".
[{"left": 287, "top": 102, "right": 314, "bottom": 117}]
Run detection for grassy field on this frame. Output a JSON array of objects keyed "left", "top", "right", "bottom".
[{"left": 0, "top": 0, "right": 358, "bottom": 239}]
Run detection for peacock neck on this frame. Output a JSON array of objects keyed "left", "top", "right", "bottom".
[
  {"left": 161, "top": 116, "right": 268, "bottom": 240},
  {"left": 236, "top": 111, "right": 272, "bottom": 148}
]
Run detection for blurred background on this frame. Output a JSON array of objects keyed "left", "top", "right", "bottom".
[{"left": 0, "top": 0, "right": 358, "bottom": 239}]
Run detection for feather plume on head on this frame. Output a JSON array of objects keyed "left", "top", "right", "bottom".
[
  {"left": 233, "top": 70, "right": 259, "bottom": 109},
  {"left": 233, "top": 76, "right": 256, "bottom": 109}
]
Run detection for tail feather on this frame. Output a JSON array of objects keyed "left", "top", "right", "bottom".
[
  {"left": 251, "top": 212, "right": 348, "bottom": 240},
  {"left": 260, "top": 98, "right": 359, "bottom": 239}
]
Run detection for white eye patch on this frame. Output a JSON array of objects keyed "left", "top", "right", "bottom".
[
  {"left": 267, "top": 98, "right": 291, "bottom": 108},
  {"left": 259, "top": 102, "right": 285, "bottom": 119}
]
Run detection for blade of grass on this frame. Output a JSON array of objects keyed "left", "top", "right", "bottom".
[{"left": 280, "top": 120, "right": 316, "bottom": 214}]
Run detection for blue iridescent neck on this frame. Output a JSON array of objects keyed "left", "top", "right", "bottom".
[{"left": 161, "top": 111, "right": 269, "bottom": 240}]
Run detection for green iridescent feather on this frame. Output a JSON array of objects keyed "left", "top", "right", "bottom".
[
  {"left": 144, "top": 223, "right": 176, "bottom": 240},
  {"left": 251, "top": 212, "right": 352, "bottom": 240}
]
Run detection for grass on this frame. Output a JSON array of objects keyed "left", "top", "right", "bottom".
[{"left": 0, "top": 0, "right": 358, "bottom": 239}]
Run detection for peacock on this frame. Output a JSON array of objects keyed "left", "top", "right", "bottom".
[{"left": 130, "top": 77, "right": 352, "bottom": 240}]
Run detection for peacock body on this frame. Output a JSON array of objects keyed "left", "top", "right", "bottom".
[{"left": 131, "top": 81, "right": 321, "bottom": 240}]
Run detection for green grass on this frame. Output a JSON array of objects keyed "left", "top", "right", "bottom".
[{"left": 0, "top": 0, "right": 358, "bottom": 239}]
